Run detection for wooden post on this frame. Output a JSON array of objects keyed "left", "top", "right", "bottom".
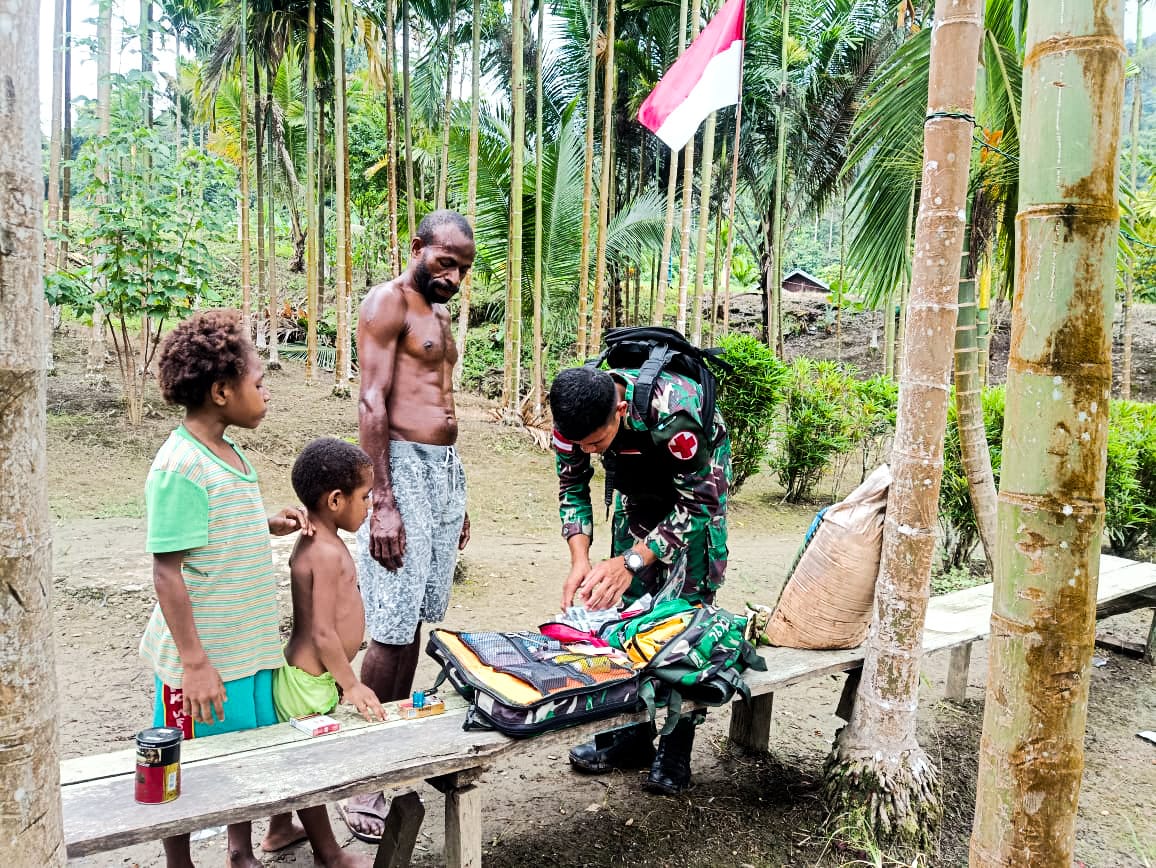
[
  {"left": 944, "top": 642, "right": 972, "bottom": 703},
  {"left": 728, "top": 693, "right": 774, "bottom": 753},
  {"left": 373, "top": 791, "right": 425, "bottom": 868},
  {"left": 835, "top": 668, "right": 862, "bottom": 722},
  {"left": 1145, "top": 609, "right": 1156, "bottom": 666},
  {"left": 444, "top": 784, "right": 482, "bottom": 868}
]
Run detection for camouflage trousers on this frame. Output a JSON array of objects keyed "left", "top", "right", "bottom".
[{"left": 609, "top": 498, "right": 728, "bottom": 607}]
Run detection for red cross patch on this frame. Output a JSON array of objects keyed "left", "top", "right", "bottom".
[{"left": 668, "top": 430, "right": 700, "bottom": 461}]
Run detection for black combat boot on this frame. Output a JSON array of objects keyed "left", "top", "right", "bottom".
[
  {"left": 569, "top": 722, "right": 657, "bottom": 774},
  {"left": 644, "top": 717, "right": 696, "bottom": 795}
]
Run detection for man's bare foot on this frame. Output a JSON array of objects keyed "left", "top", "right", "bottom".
[
  {"left": 338, "top": 793, "right": 390, "bottom": 844},
  {"left": 260, "top": 813, "right": 307, "bottom": 853}
]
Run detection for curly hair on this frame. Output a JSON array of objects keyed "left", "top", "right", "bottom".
[
  {"left": 292, "top": 438, "right": 373, "bottom": 511},
  {"left": 158, "top": 310, "right": 253, "bottom": 409}
]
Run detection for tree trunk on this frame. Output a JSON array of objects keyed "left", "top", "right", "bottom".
[
  {"left": 0, "top": 3, "right": 66, "bottom": 859},
  {"left": 437, "top": 0, "right": 457, "bottom": 212},
  {"left": 333, "top": 0, "right": 352, "bottom": 397},
  {"left": 591, "top": 0, "right": 617, "bottom": 351},
  {"left": 691, "top": 112, "right": 716, "bottom": 345},
  {"left": 503, "top": 0, "right": 527, "bottom": 416},
  {"left": 140, "top": 0, "right": 153, "bottom": 126},
  {"left": 317, "top": 100, "right": 327, "bottom": 321},
  {"left": 720, "top": 94, "right": 743, "bottom": 338},
  {"left": 89, "top": 0, "right": 112, "bottom": 374},
  {"left": 305, "top": 0, "right": 319, "bottom": 384},
  {"left": 47, "top": 0, "right": 65, "bottom": 276},
  {"left": 240, "top": 0, "right": 252, "bottom": 336},
  {"left": 530, "top": 0, "right": 545, "bottom": 415},
  {"left": 271, "top": 105, "right": 307, "bottom": 273},
  {"left": 708, "top": 177, "right": 723, "bottom": 342},
  {"left": 977, "top": 239, "right": 991, "bottom": 386},
  {"left": 769, "top": 0, "right": 789, "bottom": 356},
  {"left": 824, "top": 0, "right": 984, "bottom": 848},
  {"left": 265, "top": 71, "right": 281, "bottom": 369},
  {"left": 653, "top": 0, "right": 688, "bottom": 330},
  {"left": 402, "top": 0, "right": 416, "bottom": 240},
  {"left": 255, "top": 59, "right": 268, "bottom": 349},
  {"left": 883, "top": 280, "right": 896, "bottom": 377},
  {"left": 970, "top": 4, "right": 1126, "bottom": 863},
  {"left": 59, "top": 0, "right": 72, "bottom": 276},
  {"left": 836, "top": 184, "right": 846, "bottom": 360},
  {"left": 575, "top": 0, "right": 598, "bottom": 357},
  {"left": 676, "top": 0, "right": 703, "bottom": 335},
  {"left": 954, "top": 214, "right": 997, "bottom": 574},
  {"left": 384, "top": 0, "right": 400, "bottom": 274},
  {"left": 453, "top": 0, "right": 482, "bottom": 388},
  {"left": 1122, "top": 0, "right": 1142, "bottom": 400}
]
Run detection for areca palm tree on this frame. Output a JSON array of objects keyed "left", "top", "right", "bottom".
[{"left": 823, "top": 0, "right": 984, "bottom": 847}]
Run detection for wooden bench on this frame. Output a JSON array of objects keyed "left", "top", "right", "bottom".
[{"left": 62, "top": 555, "right": 1156, "bottom": 864}]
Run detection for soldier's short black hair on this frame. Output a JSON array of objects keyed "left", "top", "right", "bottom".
[
  {"left": 549, "top": 367, "right": 618, "bottom": 441},
  {"left": 417, "top": 209, "right": 473, "bottom": 245},
  {"left": 292, "top": 437, "right": 373, "bottom": 511}
]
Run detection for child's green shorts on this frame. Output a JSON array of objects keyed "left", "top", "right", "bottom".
[
  {"left": 272, "top": 661, "right": 339, "bottom": 722},
  {"left": 153, "top": 669, "right": 277, "bottom": 738}
]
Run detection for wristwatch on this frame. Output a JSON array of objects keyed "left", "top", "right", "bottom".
[{"left": 623, "top": 550, "right": 646, "bottom": 575}]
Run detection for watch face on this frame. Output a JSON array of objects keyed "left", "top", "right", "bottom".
[{"left": 625, "top": 552, "right": 644, "bottom": 572}]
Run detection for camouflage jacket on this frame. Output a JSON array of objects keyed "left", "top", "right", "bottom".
[{"left": 554, "top": 368, "right": 732, "bottom": 566}]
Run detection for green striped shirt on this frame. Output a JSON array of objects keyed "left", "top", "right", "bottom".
[{"left": 139, "top": 426, "right": 282, "bottom": 686}]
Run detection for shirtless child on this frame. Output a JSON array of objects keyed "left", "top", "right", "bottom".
[{"left": 273, "top": 438, "right": 387, "bottom": 868}]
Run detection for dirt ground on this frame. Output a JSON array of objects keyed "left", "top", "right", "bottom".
[{"left": 45, "top": 331, "right": 1155, "bottom": 867}]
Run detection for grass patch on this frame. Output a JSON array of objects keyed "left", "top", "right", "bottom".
[{"left": 931, "top": 563, "right": 989, "bottom": 597}]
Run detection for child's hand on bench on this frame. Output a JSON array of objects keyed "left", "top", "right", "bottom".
[{"left": 344, "top": 682, "right": 387, "bottom": 722}]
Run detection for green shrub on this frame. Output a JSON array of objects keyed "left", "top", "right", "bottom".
[
  {"left": 829, "top": 373, "right": 899, "bottom": 497},
  {"left": 771, "top": 359, "right": 859, "bottom": 503},
  {"left": 939, "top": 387, "right": 1006, "bottom": 568},
  {"left": 1104, "top": 401, "right": 1156, "bottom": 554},
  {"left": 460, "top": 326, "right": 506, "bottom": 398},
  {"left": 713, "top": 335, "right": 789, "bottom": 491}
]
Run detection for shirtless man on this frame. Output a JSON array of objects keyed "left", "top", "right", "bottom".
[{"left": 342, "top": 210, "right": 474, "bottom": 843}]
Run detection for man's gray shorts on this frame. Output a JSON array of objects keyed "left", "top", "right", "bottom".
[{"left": 356, "top": 441, "right": 467, "bottom": 645}]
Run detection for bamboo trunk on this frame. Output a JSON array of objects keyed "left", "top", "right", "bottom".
[
  {"left": 88, "top": 0, "right": 112, "bottom": 374},
  {"left": 531, "top": 2, "right": 546, "bottom": 415},
  {"left": 333, "top": 0, "right": 351, "bottom": 396},
  {"left": 436, "top": 0, "right": 457, "bottom": 212},
  {"left": 691, "top": 113, "right": 716, "bottom": 345},
  {"left": 240, "top": 0, "right": 252, "bottom": 336},
  {"left": 47, "top": 0, "right": 65, "bottom": 275},
  {"left": 255, "top": 59, "right": 267, "bottom": 349},
  {"left": 59, "top": 0, "right": 72, "bottom": 276},
  {"left": 676, "top": 0, "right": 703, "bottom": 335},
  {"left": 453, "top": 0, "right": 482, "bottom": 388},
  {"left": 386, "top": 0, "right": 401, "bottom": 273},
  {"left": 0, "top": 3, "right": 66, "bottom": 858},
  {"left": 591, "top": 0, "right": 617, "bottom": 351},
  {"left": 575, "top": 0, "right": 598, "bottom": 356},
  {"left": 953, "top": 215, "right": 997, "bottom": 574},
  {"left": 970, "top": 3, "right": 1126, "bottom": 863},
  {"left": 305, "top": 0, "right": 319, "bottom": 384},
  {"left": 824, "top": 0, "right": 985, "bottom": 847},
  {"left": 402, "top": 0, "right": 416, "bottom": 240},
  {"left": 1122, "top": 0, "right": 1143, "bottom": 400},
  {"left": 653, "top": 0, "right": 688, "bottom": 329},
  {"left": 503, "top": 0, "right": 527, "bottom": 416},
  {"left": 265, "top": 71, "right": 281, "bottom": 369},
  {"left": 769, "top": 0, "right": 789, "bottom": 356}
]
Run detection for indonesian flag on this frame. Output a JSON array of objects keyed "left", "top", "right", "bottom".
[{"left": 638, "top": 0, "right": 745, "bottom": 151}]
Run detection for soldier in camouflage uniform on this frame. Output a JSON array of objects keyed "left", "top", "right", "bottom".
[{"left": 548, "top": 364, "right": 732, "bottom": 795}]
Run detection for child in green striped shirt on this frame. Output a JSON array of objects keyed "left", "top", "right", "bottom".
[{"left": 141, "top": 310, "right": 311, "bottom": 868}]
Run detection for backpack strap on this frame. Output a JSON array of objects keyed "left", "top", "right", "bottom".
[
  {"left": 632, "top": 342, "right": 676, "bottom": 422},
  {"left": 659, "top": 688, "right": 683, "bottom": 735}
]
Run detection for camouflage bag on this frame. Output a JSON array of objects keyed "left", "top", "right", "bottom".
[
  {"left": 600, "top": 600, "right": 766, "bottom": 733},
  {"left": 426, "top": 629, "right": 644, "bottom": 737}
]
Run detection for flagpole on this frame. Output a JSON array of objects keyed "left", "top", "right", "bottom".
[{"left": 719, "top": 1, "right": 745, "bottom": 337}]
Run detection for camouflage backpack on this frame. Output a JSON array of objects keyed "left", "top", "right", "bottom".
[{"left": 600, "top": 599, "right": 766, "bottom": 733}]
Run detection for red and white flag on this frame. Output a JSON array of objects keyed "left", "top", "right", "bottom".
[{"left": 638, "top": 0, "right": 745, "bottom": 151}]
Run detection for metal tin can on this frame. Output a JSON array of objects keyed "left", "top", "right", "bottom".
[{"left": 135, "top": 727, "right": 183, "bottom": 804}]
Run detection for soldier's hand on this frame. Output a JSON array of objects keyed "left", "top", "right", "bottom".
[
  {"left": 370, "top": 502, "right": 407, "bottom": 571},
  {"left": 579, "top": 557, "right": 632, "bottom": 611},
  {"left": 562, "top": 559, "right": 591, "bottom": 610}
]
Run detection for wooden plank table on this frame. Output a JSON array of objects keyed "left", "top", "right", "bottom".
[{"left": 61, "top": 555, "right": 1156, "bottom": 864}]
